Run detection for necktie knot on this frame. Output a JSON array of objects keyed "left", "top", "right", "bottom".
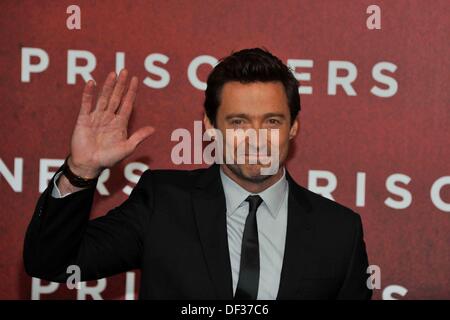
[{"left": 245, "top": 195, "right": 263, "bottom": 212}]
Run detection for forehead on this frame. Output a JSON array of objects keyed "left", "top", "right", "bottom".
[{"left": 219, "top": 81, "right": 289, "bottom": 115}]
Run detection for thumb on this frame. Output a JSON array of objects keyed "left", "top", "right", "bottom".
[{"left": 127, "top": 126, "right": 155, "bottom": 151}]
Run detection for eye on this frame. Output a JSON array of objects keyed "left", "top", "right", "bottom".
[
  {"left": 267, "top": 118, "right": 281, "bottom": 125},
  {"left": 230, "top": 119, "right": 244, "bottom": 125}
]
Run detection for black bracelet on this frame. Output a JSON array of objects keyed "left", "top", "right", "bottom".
[{"left": 62, "top": 155, "right": 99, "bottom": 188}]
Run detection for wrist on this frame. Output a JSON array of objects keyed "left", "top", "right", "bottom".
[
  {"left": 62, "top": 155, "right": 101, "bottom": 188},
  {"left": 67, "top": 156, "right": 101, "bottom": 179}
]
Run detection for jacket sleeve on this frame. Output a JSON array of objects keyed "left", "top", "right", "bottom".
[
  {"left": 23, "top": 165, "right": 154, "bottom": 283},
  {"left": 337, "top": 213, "right": 373, "bottom": 300}
]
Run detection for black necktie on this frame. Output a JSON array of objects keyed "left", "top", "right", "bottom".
[{"left": 234, "top": 195, "right": 263, "bottom": 300}]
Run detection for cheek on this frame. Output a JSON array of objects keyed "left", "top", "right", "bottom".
[{"left": 267, "top": 127, "right": 291, "bottom": 151}]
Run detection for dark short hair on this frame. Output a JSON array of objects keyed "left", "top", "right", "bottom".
[{"left": 204, "top": 47, "right": 300, "bottom": 125}]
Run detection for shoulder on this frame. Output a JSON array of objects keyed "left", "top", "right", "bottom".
[
  {"left": 292, "top": 181, "right": 363, "bottom": 229},
  {"left": 136, "top": 166, "right": 209, "bottom": 191},
  {"left": 291, "top": 182, "right": 367, "bottom": 264}
]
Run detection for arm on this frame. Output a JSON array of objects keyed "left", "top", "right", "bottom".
[
  {"left": 24, "top": 69, "right": 154, "bottom": 283},
  {"left": 336, "top": 214, "right": 373, "bottom": 300},
  {"left": 23, "top": 166, "right": 153, "bottom": 283}
]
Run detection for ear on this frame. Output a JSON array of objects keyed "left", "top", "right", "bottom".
[{"left": 289, "top": 118, "right": 299, "bottom": 140}]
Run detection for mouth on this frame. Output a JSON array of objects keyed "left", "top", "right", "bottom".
[{"left": 243, "top": 154, "right": 272, "bottom": 163}]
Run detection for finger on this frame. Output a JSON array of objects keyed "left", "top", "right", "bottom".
[
  {"left": 79, "top": 80, "right": 95, "bottom": 116},
  {"left": 95, "top": 72, "right": 117, "bottom": 112},
  {"left": 107, "top": 69, "right": 128, "bottom": 113},
  {"left": 118, "top": 76, "right": 138, "bottom": 121},
  {"left": 126, "top": 126, "right": 155, "bottom": 151}
]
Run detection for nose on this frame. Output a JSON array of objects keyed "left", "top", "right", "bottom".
[{"left": 245, "top": 129, "right": 270, "bottom": 155}]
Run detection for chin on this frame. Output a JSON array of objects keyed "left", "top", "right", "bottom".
[{"left": 227, "top": 164, "right": 274, "bottom": 183}]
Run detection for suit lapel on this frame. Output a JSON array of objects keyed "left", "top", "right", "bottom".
[
  {"left": 191, "top": 165, "right": 314, "bottom": 300},
  {"left": 277, "top": 170, "right": 314, "bottom": 300},
  {"left": 192, "top": 164, "right": 234, "bottom": 299}
]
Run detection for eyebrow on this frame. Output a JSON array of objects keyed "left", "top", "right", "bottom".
[{"left": 225, "top": 113, "right": 287, "bottom": 120}]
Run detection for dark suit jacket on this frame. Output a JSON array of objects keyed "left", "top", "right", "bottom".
[{"left": 24, "top": 164, "right": 372, "bottom": 300}]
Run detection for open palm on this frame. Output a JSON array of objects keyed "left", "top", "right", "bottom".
[{"left": 69, "top": 70, "right": 154, "bottom": 177}]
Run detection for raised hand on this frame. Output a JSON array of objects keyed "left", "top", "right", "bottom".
[{"left": 68, "top": 69, "right": 155, "bottom": 178}]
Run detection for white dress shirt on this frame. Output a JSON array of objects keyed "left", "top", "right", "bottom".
[{"left": 220, "top": 167, "right": 288, "bottom": 300}]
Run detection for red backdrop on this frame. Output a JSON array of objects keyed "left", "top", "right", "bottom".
[{"left": 0, "top": 0, "right": 449, "bottom": 300}]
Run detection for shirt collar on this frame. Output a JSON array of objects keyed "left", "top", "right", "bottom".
[{"left": 219, "top": 166, "right": 288, "bottom": 219}]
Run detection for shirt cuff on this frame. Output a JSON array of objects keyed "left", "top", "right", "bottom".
[{"left": 51, "top": 171, "right": 72, "bottom": 198}]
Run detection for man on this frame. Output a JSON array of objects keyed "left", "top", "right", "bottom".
[{"left": 24, "top": 48, "right": 372, "bottom": 300}]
